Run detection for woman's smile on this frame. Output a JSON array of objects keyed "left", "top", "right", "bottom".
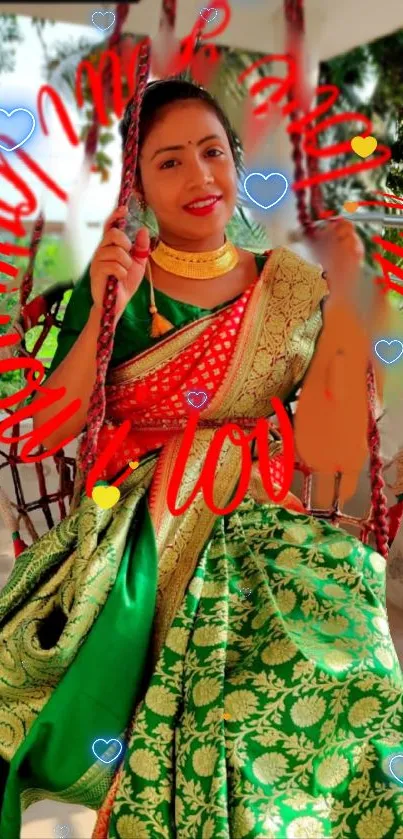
[{"left": 182, "top": 193, "right": 223, "bottom": 215}]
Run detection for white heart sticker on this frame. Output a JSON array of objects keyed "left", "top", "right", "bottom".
[
  {"left": 200, "top": 7, "right": 218, "bottom": 23},
  {"left": 91, "top": 10, "right": 116, "bottom": 31}
]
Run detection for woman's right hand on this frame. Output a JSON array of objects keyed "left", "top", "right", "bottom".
[{"left": 90, "top": 205, "right": 150, "bottom": 323}]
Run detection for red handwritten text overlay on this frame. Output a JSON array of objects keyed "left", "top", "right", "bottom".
[
  {"left": 239, "top": 55, "right": 403, "bottom": 296},
  {"left": 0, "top": 23, "right": 400, "bottom": 518},
  {"left": 349, "top": 191, "right": 403, "bottom": 296},
  {"left": 166, "top": 402, "right": 294, "bottom": 516},
  {"left": 75, "top": 0, "right": 231, "bottom": 127},
  {"left": 0, "top": 134, "right": 81, "bottom": 463},
  {"left": 0, "top": 9, "right": 231, "bottom": 472},
  {"left": 239, "top": 54, "right": 390, "bottom": 188},
  {"left": 82, "top": 403, "right": 295, "bottom": 513}
]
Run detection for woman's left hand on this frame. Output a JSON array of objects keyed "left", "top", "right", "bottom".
[
  {"left": 295, "top": 218, "right": 369, "bottom": 506},
  {"left": 311, "top": 218, "right": 365, "bottom": 295}
]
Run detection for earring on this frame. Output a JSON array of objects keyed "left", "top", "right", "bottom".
[{"left": 137, "top": 193, "right": 147, "bottom": 213}]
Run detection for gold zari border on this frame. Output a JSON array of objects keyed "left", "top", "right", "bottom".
[{"left": 147, "top": 248, "right": 328, "bottom": 663}]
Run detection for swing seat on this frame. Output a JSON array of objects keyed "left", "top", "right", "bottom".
[{"left": 0, "top": 287, "right": 77, "bottom": 553}]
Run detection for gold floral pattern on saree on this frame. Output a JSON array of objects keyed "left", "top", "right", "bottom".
[
  {"left": 0, "top": 458, "right": 156, "bottom": 763},
  {"left": 205, "top": 246, "right": 328, "bottom": 421},
  {"left": 146, "top": 247, "right": 328, "bottom": 663},
  {"left": 107, "top": 499, "right": 403, "bottom": 839}
]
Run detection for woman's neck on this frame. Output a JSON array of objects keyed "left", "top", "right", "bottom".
[{"left": 157, "top": 229, "right": 226, "bottom": 253}]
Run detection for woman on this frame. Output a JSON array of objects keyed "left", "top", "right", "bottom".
[{"left": 0, "top": 79, "right": 402, "bottom": 839}]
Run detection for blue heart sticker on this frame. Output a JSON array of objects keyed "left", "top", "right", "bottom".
[
  {"left": 374, "top": 339, "right": 403, "bottom": 365},
  {"left": 92, "top": 737, "right": 123, "bottom": 764},
  {"left": 389, "top": 754, "right": 403, "bottom": 785},
  {"left": 0, "top": 108, "right": 36, "bottom": 152},
  {"left": 243, "top": 172, "right": 289, "bottom": 210}
]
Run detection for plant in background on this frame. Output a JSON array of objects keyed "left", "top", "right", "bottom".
[
  {"left": 0, "top": 14, "right": 56, "bottom": 75},
  {"left": 0, "top": 14, "right": 23, "bottom": 74},
  {"left": 0, "top": 234, "right": 72, "bottom": 400},
  {"left": 45, "top": 33, "right": 142, "bottom": 183},
  {"left": 318, "top": 32, "right": 403, "bottom": 274}
]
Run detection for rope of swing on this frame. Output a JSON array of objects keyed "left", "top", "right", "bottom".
[{"left": 76, "top": 36, "right": 151, "bottom": 484}]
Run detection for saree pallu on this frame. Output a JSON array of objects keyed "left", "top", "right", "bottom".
[{"left": 0, "top": 247, "right": 402, "bottom": 838}]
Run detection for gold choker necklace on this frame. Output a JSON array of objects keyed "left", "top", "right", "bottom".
[{"left": 150, "top": 239, "right": 239, "bottom": 279}]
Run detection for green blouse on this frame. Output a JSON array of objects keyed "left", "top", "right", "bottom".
[{"left": 47, "top": 254, "right": 268, "bottom": 376}]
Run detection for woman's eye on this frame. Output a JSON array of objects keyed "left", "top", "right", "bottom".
[
  {"left": 206, "top": 148, "right": 224, "bottom": 157},
  {"left": 160, "top": 159, "right": 178, "bottom": 170}
]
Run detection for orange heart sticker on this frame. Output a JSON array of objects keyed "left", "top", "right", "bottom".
[
  {"left": 129, "top": 461, "right": 139, "bottom": 470},
  {"left": 343, "top": 201, "right": 359, "bottom": 213}
]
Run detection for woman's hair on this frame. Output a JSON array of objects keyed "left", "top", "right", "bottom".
[{"left": 119, "top": 78, "right": 243, "bottom": 183}]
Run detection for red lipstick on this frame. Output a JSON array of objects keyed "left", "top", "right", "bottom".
[{"left": 183, "top": 194, "right": 222, "bottom": 216}]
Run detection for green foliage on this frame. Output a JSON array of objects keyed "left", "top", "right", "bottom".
[
  {"left": 0, "top": 14, "right": 23, "bottom": 75},
  {"left": 318, "top": 34, "right": 403, "bottom": 280},
  {"left": 0, "top": 235, "right": 73, "bottom": 400},
  {"left": 45, "top": 34, "right": 141, "bottom": 183},
  {"left": 0, "top": 14, "right": 56, "bottom": 76}
]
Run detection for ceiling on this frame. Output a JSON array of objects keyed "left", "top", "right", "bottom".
[{"left": 0, "top": 0, "right": 402, "bottom": 62}]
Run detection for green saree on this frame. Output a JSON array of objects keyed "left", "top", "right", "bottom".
[{"left": 0, "top": 248, "right": 402, "bottom": 839}]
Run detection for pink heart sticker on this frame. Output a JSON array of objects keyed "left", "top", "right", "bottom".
[
  {"left": 186, "top": 390, "right": 208, "bottom": 409},
  {"left": 200, "top": 7, "right": 218, "bottom": 23}
]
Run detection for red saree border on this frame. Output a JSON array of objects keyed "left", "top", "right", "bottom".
[{"left": 106, "top": 266, "right": 264, "bottom": 388}]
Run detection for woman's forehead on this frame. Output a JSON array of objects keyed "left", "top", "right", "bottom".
[{"left": 142, "top": 101, "right": 227, "bottom": 149}]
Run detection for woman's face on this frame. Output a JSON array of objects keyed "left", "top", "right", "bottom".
[{"left": 138, "top": 100, "right": 238, "bottom": 246}]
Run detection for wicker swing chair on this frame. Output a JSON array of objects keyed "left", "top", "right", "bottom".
[
  {"left": 0, "top": 214, "right": 77, "bottom": 552},
  {"left": 0, "top": 0, "right": 132, "bottom": 554},
  {"left": 0, "top": 0, "right": 394, "bottom": 566}
]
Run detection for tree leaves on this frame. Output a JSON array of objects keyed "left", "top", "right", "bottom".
[{"left": 0, "top": 14, "right": 23, "bottom": 75}]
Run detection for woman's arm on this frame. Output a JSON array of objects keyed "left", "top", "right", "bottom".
[
  {"left": 295, "top": 220, "right": 371, "bottom": 505},
  {"left": 32, "top": 304, "right": 104, "bottom": 450},
  {"left": 32, "top": 205, "right": 150, "bottom": 451}
]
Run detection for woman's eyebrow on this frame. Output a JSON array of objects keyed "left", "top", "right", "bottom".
[{"left": 150, "top": 134, "right": 220, "bottom": 160}]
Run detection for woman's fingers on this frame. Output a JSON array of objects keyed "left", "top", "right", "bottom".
[
  {"left": 101, "top": 227, "right": 132, "bottom": 252},
  {"left": 97, "top": 246, "right": 132, "bottom": 272},
  {"left": 103, "top": 205, "right": 128, "bottom": 234},
  {"left": 130, "top": 227, "right": 150, "bottom": 267},
  {"left": 95, "top": 261, "right": 129, "bottom": 284}
]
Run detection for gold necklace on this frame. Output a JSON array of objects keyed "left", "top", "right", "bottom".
[{"left": 150, "top": 238, "right": 239, "bottom": 279}]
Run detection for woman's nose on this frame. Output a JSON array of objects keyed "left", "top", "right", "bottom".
[{"left": 187, "top": 156, "right": 214, "bottom": 185}]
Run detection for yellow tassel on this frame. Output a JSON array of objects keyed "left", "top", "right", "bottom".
[{"left": 150, "top": 310, "right": 174, "bottom": 338}]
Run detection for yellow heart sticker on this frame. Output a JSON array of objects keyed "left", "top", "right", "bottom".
[
  {"left": 92, "top": 485, "right": 120, "bottom": 510},
  {"left": 343, "top": 201, "right": 359, "bottom": 213},
  {"left": 129, "top": 461, "right": 139, "bottom": 470},
  {"left": 350, "top": 136, "right": 377, "bottom": 159}
]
